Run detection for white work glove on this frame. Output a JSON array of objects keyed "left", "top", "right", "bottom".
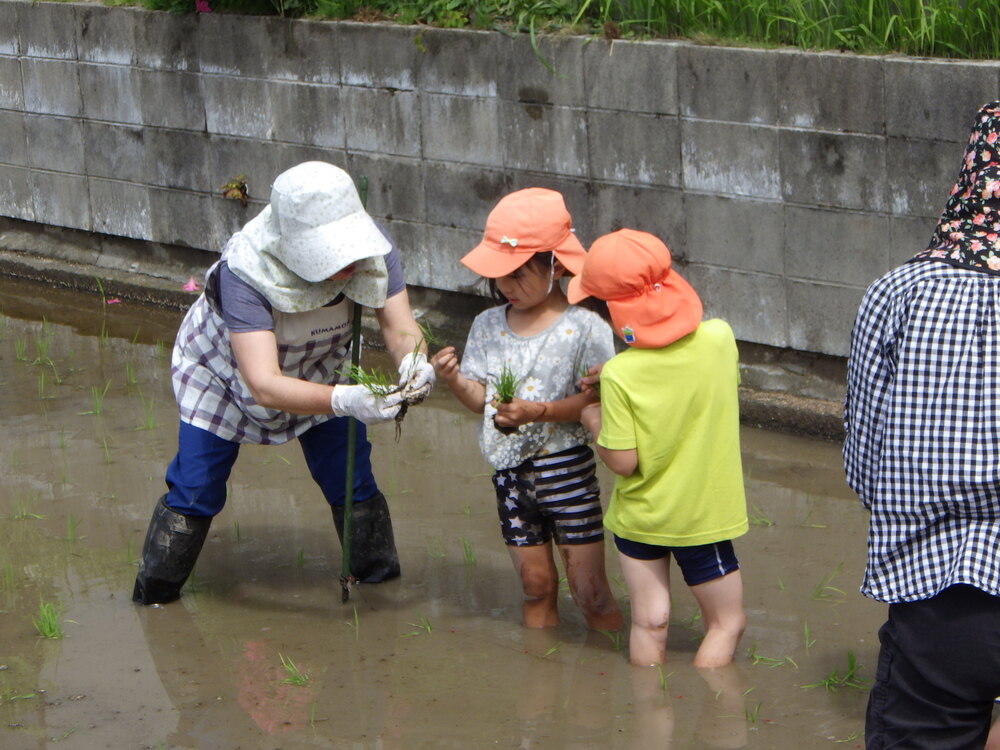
[
  {"left": 330, "top": 384, "right": 404, "bottom": 425},
  {"left": 397, "top": 351, "right": 435, "bottom": 402}
]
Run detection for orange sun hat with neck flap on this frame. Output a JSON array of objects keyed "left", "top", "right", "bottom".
[
  {"left": 567, "top": 229, "right": 703, "bottom": 348},
  {"left": 461, "top": 188, "right": 587, "bottom": 278}
]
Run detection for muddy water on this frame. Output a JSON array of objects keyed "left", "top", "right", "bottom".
[{"left": 0, "top": 277, "right": 887, "bottom": 749}]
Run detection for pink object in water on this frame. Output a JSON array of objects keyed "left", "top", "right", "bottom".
[
  {"left": 183, "top": 276, "right": 201, "bottom": 292},
  {"left": 195, "top": 0, "right": 212, "bottom": 12},
  {"left": 106, "top": 298, "right": 121, "bottom": 305}
]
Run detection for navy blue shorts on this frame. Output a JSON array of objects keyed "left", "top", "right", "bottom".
[{"left": 613, "top": 536, "right": 740, "bottom": 586}]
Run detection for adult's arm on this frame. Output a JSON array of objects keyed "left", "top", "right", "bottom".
[
  {"left": 375, "top": 287, "right": 426, "bottom": 368},
  {"left": 230, "top": 330, "right": 335, "bottom": 414}
]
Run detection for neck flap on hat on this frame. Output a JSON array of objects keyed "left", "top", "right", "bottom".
[
  {"left": 911, "top": 101, "right": 1000, "bottom": 274},
  {"left": 224, "top": 207, "right": 388, "bottom": 314}
]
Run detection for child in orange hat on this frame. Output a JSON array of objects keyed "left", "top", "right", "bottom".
[
  {"left": 569, "top": 228, "right": 749, "bottom": 668},
  {"left": 431, "top": 188, "right": 623, "bottom": 631}
]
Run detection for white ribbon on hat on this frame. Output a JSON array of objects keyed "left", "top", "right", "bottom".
[{"left": 500, "top": 235, "right": 518, "bottom": 247}]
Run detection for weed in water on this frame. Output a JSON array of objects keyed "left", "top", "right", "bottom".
[
  {"left": 32, "top": 599, "right": 64, "bottom": 639},
  {"left": 811, "top": 563, "right": 846, "bottom": 602},
  {"left": 801, "top": 651, "right": 867, "bottom": 692},
  {"left": 403, "top": 615, "right": 433, "bottom": 637},
  {"left": 278, "top": 654, "right": 309, "bottom": 686},
  {"left": 461, "top": 536, "right": 476, "bottom": 566},
  {"left": 748, "top": 504, "right": 774, "bottom": 527}
]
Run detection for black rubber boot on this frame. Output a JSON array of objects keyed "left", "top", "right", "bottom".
[
  {"left": 132, "top": 496, "right": 212, "bottom": 605},
  {"left": 331, "top": 491, "right": 401, "bottom": 583}
]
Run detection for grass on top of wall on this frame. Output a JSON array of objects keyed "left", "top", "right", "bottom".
[{"left": 121, "top": 0, "right": 1000, "bottom": 60}]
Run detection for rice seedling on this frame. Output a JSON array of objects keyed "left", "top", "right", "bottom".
[
  {"left": 461, "top": 536, "right": 476, "bottom": 565},
  {"left": 233, "top": 520, "right": 241, "bottom": 542},
  {"left": 654, "top": 663, "right": 672, "bottom": 690},
  {"left": 94, "top": 275, "right": 107, "bottom": 305},
  {"left": 37, "top": 370, "right": 45, "bottom": 399},
  {"left": 99, "top": 319, "right": 109, "bottom": 348},
  {"left": 125, "top": 538, "right": 137, "bottom": 565},
  {"left": 59, "top": 429, "right": 67, "bottom": 449},
  {"left": 32, "top": 599, "right": 64, "bottom": 639},
  {"left": 811, "top": 563, "right": 846, "bottom": 602},
  {"left": 746, "top": 644, "right": 797, "bottom": 669},
  {"left": 425, "top": 536, "right": 446, "bottom": 558},
  {"left": 803, "top": 622, "right": 816, "bottom": 653},
  {"left": 777, "top": 578, "right": 785, "bottom": 591},
  {"left": 345, "top": 605, "right": 360, "bottom": 639},
  {"left": 2, "top": 564, "right": 14, "bottom": 592},
  {"left": 416, "top": 318, "right": 445, "bottom": 348},
  {"left": 125, "top": 361, "right": 137, "bottom": 386},
  {"left": 0, "top": 687, "right": 37, "bottom": 704},
  {"left": 155, "top": 340, "right": 166, "bottom": 358},
  {"left": 744, "top": 701, "right": 762, "bottom": 726},
  {"left": 295, "top": 548, "right": 305, "bottom": 567},
  {"left": 14, "top": 336, "right": 26, "bottom": 361},
  {"left": 80, "top": 380, "right": 112, "bottom": 415},
  {"left": 748, "top": 504, "right": 774, "bottom": 527},
  {"left": 65, "top": 515, "right": 82, "bottom": 541},
  {"left": 801, "top": 651, "right": 867, "bottom": 692},
  {"left": 137, "top": 390, "right": 156, "bottom": 431},
  {"left": 835, "top": 731, "right": 862, "bottom": 744},
  {"left": 12, "top": 491, "right": 44, "bottom": 521},
  {"left": 543, "top": 644, "right": 561, "bottom": 657},
  {"left": 403, "top": 615, "right": 432, "bottom": 637},
  {"left": 491, "top": 364, "right": 521, "bottom": 434},
  {"left": 130, "top": 328, "right": 141, "bottom": 345},
  {"left": 599, "top": 629, "right": 624, "bottom": 651},
  {"left": 102, "top": 437, "right": 112, "bottom": 464},
  {"left": 278, "top": 654, "right": 309, "bottom": 685},
  {"left": 32, "top": 330, "right": 53, "bottom": 366},
  {"left": 0, "top": 310, "right": 5, "bottom": 338},
  {"left": 338, "top": 363, "right": 415, "bottom": 440}
]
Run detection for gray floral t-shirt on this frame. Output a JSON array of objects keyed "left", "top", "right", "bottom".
[{"left": 461, "top": 304, "right": 615, "bottom": 471}]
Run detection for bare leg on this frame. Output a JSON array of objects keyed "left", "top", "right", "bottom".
[
  {"left": 508, "top": 543, "right": 560, "bottom": 628},
  {"left": 558, "top": 541, "right": 623, "bottom": 631},
  {"left": 617, "top": 551, "right": 672, "bottom": 666},
  {"left": 986, "top": 714, "right": 1000, "bottom": 750},
  {"left": 688, "top": 570, "right": 746, "bottom": 668}
]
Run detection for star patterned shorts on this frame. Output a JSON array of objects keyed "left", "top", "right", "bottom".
[{"left": 491, "top": 445, "right": 605, "bottom": 547}]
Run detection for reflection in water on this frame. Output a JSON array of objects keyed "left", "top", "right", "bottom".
[{"left": 0, "top": 278, "right": 884, "bottom": 748}]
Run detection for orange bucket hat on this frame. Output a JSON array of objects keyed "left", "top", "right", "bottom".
[
  {"left": 567, "top": 229, "right": 703, "bottom": 348},
  {"left": 461, "top": 188, "right": 587, "bottom": 278}
]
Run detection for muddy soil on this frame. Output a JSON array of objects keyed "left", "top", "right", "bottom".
[{"left": 0, "top": 277, "right": 891, "bottom": 749}]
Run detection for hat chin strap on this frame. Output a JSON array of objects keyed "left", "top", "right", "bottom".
[{"left": 545, "top": 253, "right": 555, "bottom": 296}]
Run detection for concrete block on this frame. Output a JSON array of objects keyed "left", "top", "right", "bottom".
[
  {"left": 32, "top": 170, "right": 91, "bottom": 231},
  {"left": 779, "top": 130, "right": 886, "bottom": 212},
  {"left": 420, "top": 223, "right": 483, "bottom": 294},
  {"left": 138, "top": 70, "right": 206, "bottom": 131},
  {"left": 421, "top": 94, "right": 501, "bottom": 166},
  {"left": 339, "top": 22, "right": 420, "bottom": 90},
  {"left": 79, "top": 64, "right": 142, "bottom": 125},
  {"left": 149, "top": 187, "right": 213, "bottom": 249},
  {"left": 683, "top": 194, "right": 782, "bottom": 274},
  {"left": 0, "top": 111, "right": 28, "bottom": 167},
  {"left": 777, "top": 50, "right": 883, "bottom": 134},
  {"left": 888, "top": 215, "right": 936, "bottom": 268},
  {"left": 885, "top": 59, "right": 1000, "bottom": 142},
  {"left": 274, "top": 143, "right": 347, "bottom": 175},
  {"left": 197, "top": 14, "right": 273, "bottom": 77},
  {"left": 786, "top": 279, "right": 864, "bottom": 356},
  {"left": 886, "top": 137, "right": 963, "bottom": 219},
  {"left": 342, "top": 87, "right": 421, "bottom": 157},
  {"left": 583, "top": 38, "right": 680, "bottom": 116},
  {"left": 203, "top": 76, "right": 273, "bottom": 139},
  {"left": 682, "top": 120, "right": 780, "bottom": 199},
  {"left": 207, "top": 136, "right": 284, "bottom": 211},
  {"left": 209, "top": 195, "right": 260, "bottom": 252},
  {"left": 678, "top": 45, "right": 776, "bottom": 124},
  {"left": 378, "top": 219, "right": 427, "bottom": 280},
  {"left": 497, "top": 34, "right": 585, "bottom": 108},
  {"left": 77, "top": 6, "right": 136, "bottom": 65},
  {"left": 135, "top": 12, "right": 199, "bottom": 71},
  {"left": 682, "top": 264, "right": 788, "bottom": 349},
  {"left": 344, "top": 153, "right": 424, "bottom": 223},
  {"left": 18, "top": 2, "right": 77, "bottom": 59},
  {"left": 784, "top": 206, "right": 890, "bottom": 287},
  {"left": 26, "top": 115, "right": 85, "bottom": 174},
  {"left": 0, "top": 166, "right": 34, "bottom": 221},
  {"left": 590, "top": 183, "right": 685, "bottom": 258},
  {"left": 423, "top": 162, "right": 512, "bottom": 232},
  {"left": 0, "top": 3, "right": 18, "bottom": 55},
  {"left": 285, "top": 19, "right": 340, "bottom": 85},
  {"left": 0, "top": 57, "right": 23, "bottom": 109},
  {"left": 588, "top": 110, "right": 680, "bottom": 187},
  {"left": 22, "top": 59, "right": 82, "bottom": 117},
  {"left": 270, "top": 81, "right": 344, "bottom": 150},
  {"left": 144, "top": 129, "right": 210, "bottom": 192},
  {"left": 417, "top": 28, "right": 498, "bottom": 97},
  {"left": 89, "top": 177, "right": 151, "bottom": 240},
  {"left": 82, "top": 122, "right": 145, "bottom": 182},
  {"left": 501, "top": 103, "right": 588, "bottom": 177}
]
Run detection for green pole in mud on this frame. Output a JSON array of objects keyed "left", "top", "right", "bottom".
[{"left": 340, "top": 175, "right": 368, "bottom": 604}]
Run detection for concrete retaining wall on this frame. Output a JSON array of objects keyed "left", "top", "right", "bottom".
[{"left": 2, "top": 1, "right": 999, "bottom": 356}]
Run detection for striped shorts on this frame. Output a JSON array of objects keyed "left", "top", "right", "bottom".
[{"left": 491, "top": 445, "right": 605, "bottom": 547}]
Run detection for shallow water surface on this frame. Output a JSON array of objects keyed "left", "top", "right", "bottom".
[{"left": 0, "top": 278, "right": 885, "bottom": 749}]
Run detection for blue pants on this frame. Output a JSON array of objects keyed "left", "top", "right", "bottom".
[{"left": 164, "top": 418, "right": 379, "bottom": 517}]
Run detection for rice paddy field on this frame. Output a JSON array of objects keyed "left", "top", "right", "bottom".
[{"left": 0, "top": 275, "right": 897, "bottom": 748}]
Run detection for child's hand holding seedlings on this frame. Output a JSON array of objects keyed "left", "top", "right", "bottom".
[
  {"left": 430, "top": 347, "right": 486, "bottom": 414},
  {"left": 578, "top": 363, "right": 604, "bottom": 397}
]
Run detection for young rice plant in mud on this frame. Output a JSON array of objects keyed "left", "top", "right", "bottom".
[
  {"left": 278, "top": 654, "right": 309, "bottom": 686},
  {"left": 32, "top": 600, "right": 64, "bottom": 639},
  {"left": 802, "top": 650, "right": 867, "bottom": 692},
  {"left": 338, "top": 362, "right": 424, "bottom": 441},
  {"left": 491, "top": 364, "right": 521, "bottom": 435}
]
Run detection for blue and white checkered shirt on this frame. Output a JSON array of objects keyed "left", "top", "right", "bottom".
[{"left": 844, "top": 259, "right": 1000, "bottom": 603}]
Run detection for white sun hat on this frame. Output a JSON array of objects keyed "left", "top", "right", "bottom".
[{"left": 226, "top": 161, "right": 392, "bottom": 312}]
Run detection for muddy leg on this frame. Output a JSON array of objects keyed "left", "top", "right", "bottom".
[
  {"left": 558, "top": 541, "right": 623, "bottom": 631},
  {"left": 617, "top": 552, "right": 672, "bottom": 666},
  {"left": 508, "top": 543, "right": 560, "bottom": 628},
  {"left": 688, "top": 570, "right": 746, "bottom": 668}
]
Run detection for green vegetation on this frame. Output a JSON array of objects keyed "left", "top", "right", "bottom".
[
  {"left": 802, "top": 650, "right": 867, "bottom": 691},
  {"left": 32, "top": 599, "right": 64, "bottom": 639},
  {"left": 135, "top": 0, "right": 1000, "bottom": 60},
  {"left": 278, "top": 653, "right": 310, "bottom": 685}
]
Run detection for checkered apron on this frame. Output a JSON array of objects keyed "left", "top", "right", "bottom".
[{"left": 171, "top": 263, "right": 354, "bottom": 445}]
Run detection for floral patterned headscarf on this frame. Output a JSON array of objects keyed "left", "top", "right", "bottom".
[{"left": 911, "top": 101, "right": 1000, "bottom": 273}]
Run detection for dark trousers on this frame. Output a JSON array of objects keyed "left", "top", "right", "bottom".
[
  {"left": 164, "top": 418, "right": 379, "bottom": 517},
  {"left": 866, "top": 585, "right": 1000, "bottom": 750}
]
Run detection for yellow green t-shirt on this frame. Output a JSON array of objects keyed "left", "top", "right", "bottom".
[{"left": 598, "top": 319, "right": 748, "bottom": 547}]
